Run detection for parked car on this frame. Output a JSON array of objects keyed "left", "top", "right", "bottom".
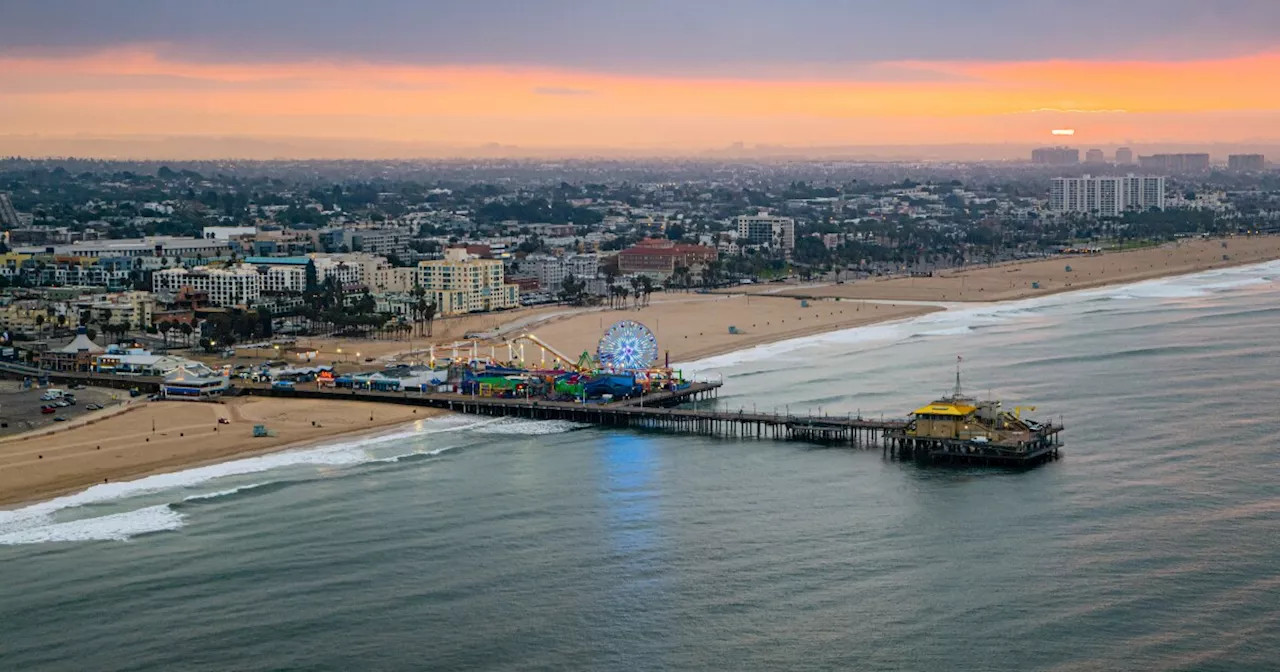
[
  {"left": 53, "top": 416, "right": 67, "bottom": 422},
  {"left": 40, "top": 406, "right": 56, "bottom": 414},
  {"left": 86, "top": 403, "right": 102, "bottom": 411},
  {"left": 70, "top": 384, "right": 87, "bottom": 390}
]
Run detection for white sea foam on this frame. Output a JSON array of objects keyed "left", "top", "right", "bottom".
[
  {"left": 681, "top": 258, "right": 1280, "bottom": 372},
  {"left": 0, "top": 414, "right": 478, "bottom": 545},
  {"left": 182, "top": 482, "right": 270, "bottom": 502},
  {"left": 0, "top": 505, "right": 184, "bottom": 545},
  {"left": 470, "top": 418, "right": 588, "bottom": 435}
]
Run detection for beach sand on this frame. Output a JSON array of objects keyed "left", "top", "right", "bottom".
[
  {"left": 11, "top": 236, "right": 1280, "bottom": 508},
  {"left": 519, "top": 294, "right": 938, "bottom": 364},
  {"left": 0, "top": 397, "right": 440, "bottom": 507},
  {"left": 752, "top": 236, "right": 1280, "bottom": 303}
]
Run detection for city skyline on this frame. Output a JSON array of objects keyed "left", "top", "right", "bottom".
[{"left": 2, "top": 1, "right": 1280, "bottom": 157}]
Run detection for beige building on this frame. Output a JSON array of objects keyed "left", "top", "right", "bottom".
[
  {"left": 72, "top": 291, "right": 157, "bottom": 330},
  {"left": 416, "top": 248, "right": 520, "bottom": 315},
  {"left": 0, "top": 300, "right": 60, "bottom": 335}
]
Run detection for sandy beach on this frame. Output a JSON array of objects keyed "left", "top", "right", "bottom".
[
  {"left": 0, "top": 397, "right": 441, "bottom": 507},
  {"left": 749, "top": 236, "right": 1280, "bottom": 303},
  {"left": 520, "top": 294, "right": 938, "bottom": 364},
  {"left": 8, "top": 235, "right": 1280, "bottom": 508}
]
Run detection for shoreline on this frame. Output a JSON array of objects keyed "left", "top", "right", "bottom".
[
  {"left": 0, "top": 398, "right": 443, "bottom": 509},
  {"left": 6, "top": 244, "right": 1280, "bottom": 510},
  {"left": 725, "top": 236, "right": 1280, "bottom": 306}
]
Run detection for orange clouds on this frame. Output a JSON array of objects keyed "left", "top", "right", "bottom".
[{"left": 1, "top": 48, "right": 1278, "bottom": 150}]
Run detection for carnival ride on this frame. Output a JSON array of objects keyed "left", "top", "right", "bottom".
[
  {"left": 597, "top": 320, "right": 659, "bottom": 371},
  {"left": 446, "top": 319, "right": 689, "bottom": 401}
]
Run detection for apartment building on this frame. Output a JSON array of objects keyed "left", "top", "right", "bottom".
[
  {"left": 1228, "top": 154, "right": 1265, "bottom": 171},
  {"left": 152, "top": 266, "right": 262, "bottom": 307},
  {"left": 71, "top": 291, "right": 157, "bottom": 330},
  {"left": 1032, "top": 147, "right": 1080, "bottom": 165},
  {"left": 735, "top": 214, "right": 796, "bottom": 250},
  {"left": 416, "top": 248, "right": 520, "bottom": 315},
  {"left": 1049, "top": 176, "right": 1166, "bottom": 216},
  {"left": 520, "top": 255, "right": 568, "bottom": 292},
  {"left": 1138, "top": 154, "right": 1210, "bottom": 172}
]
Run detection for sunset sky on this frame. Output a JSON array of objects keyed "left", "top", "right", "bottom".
[{"left": 2, "top": 0, "right": 1279, "bottom": 155}]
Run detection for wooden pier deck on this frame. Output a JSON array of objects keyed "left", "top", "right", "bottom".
[
  {"left": 236, "top": 380, "right": 909, "bottom": 446},
  {"left": 0, "top": 363, "right": 1064, "bottom": 465}
]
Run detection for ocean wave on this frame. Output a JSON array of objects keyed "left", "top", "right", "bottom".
[
  {"left": 182, "top": 482, "right": 272, "bottom": 503},
  {"left": 469, "top": 418, "right": 589, "bottom": 435},
  {"left": 0, "top": 414, "right": 477, "bottom": 546},
  {"left": 0, "top": 505, "right": 184, "bottom": 545},
  {"left": 916, "top": 326, "right": 973, "bottom": 337},
  {"left": 683, "top": 260, "right": 1280, "bottom": 374}
]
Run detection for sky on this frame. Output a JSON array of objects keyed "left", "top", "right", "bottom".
[{"left": 2, "top": 0, "right": 1279, "bottom": 156}]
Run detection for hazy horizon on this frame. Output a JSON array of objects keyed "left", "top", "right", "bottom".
[
  {"left": 3, "top": 1, "right": 1279, "bottom": 159},
  {"left": 4, "top": 135, "right": 1280, "bottom": 162}
]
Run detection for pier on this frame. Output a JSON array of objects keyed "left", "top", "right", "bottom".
[
  {"left": 0, "top": 362, "right": 1064, "bottom": 465},
  {"left": 237, "top": 379, "right": 908, "bottom": 447}
]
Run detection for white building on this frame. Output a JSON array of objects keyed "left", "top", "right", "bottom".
[
  {"left": 566, "top": 253, "right": 600, "bottom": 279},
  {"left": 736, "top": 214, "right": 796, "bottom": 250},
  {"left": 338, "top": 227, "right": 413, "bottom": 257},
  {"left": 1049, "top": 176, "right": 1165, "bottom": 216},
  {"left": 152, "top": 266, "right": 262, "bottom": 306},
  {"left": 202, "top": 226, "right": 257, "bottom": 240},
  {"left": 520, "top": 255, "right": 566, "bottom": 291},
  {"left": 15, "top": 236, "right": 235, "bottom": 259}
]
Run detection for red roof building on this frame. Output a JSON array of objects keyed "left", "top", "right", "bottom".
[{"left": 618, "top": 240, "right": 717, "bottom": 276}]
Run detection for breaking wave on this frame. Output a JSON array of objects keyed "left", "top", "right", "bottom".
[
  {"left": 0, "top": 413, "right": 525, "bottom": 546},
  {"left": 683, "top": 259, "right": 1280, "bottom": 374}
]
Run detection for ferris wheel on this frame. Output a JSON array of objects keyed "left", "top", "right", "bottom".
[{"left": 597, "top": 320, "right": 659, "bottom": 371}]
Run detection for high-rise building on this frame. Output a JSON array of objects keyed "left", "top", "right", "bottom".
[
  {"left": 416, "top": 248, "right": 520, "bottom": 315},
  {"left": 1085, "top": 149, "right": 1106, "bottom": 163},
  {"left": 1049, "top": 175, "right": 1165, "bottom": 216},
  {"left": 735, "top": 214, "right": 795, "bottom": 250},
  {"left": 0, "top": 193, "right": 19, "bottom": 229},
  {"left": 1138, "top": 154, "right": 1210, "bottom": 172},
  {"left": 1228, "top": 154, "right": 1265, "bottom": 171},
  {"left": 1032, "top": 147, "right": 1080, "bottom": 165},
  {"left": 1115, "top": 148, "right": 1134, "bottom": 165}
]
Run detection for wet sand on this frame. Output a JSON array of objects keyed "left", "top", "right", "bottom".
[{"left": 0, "top": 397, "right": 441, "bottom": 507}]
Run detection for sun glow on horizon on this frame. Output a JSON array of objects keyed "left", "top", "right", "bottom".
[{"left": 1, "top": 47, "right": 1278, "bottom": 151}]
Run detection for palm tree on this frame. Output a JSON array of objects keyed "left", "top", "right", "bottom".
[
  {"left": 159, "top": 320, "right": 173, "bottom": 348},
  {"left": 34, "top": 313, "right": 45, "bottom": 336},
  {"left": 629, "top": 276, "right": 642, "bottom": 309},
  {"left": 180, "top": 322, "right": 193, "bottom": 346},
  {"left": 422, "top": 301, "right": 437, "bottom": 337},
  {"left": 639, "top": 275, "right": 654, "bottom": 307}
]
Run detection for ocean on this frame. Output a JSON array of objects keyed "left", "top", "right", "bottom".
[{"left": 3, "top": 263, "right": 1280, "bottom": 671}]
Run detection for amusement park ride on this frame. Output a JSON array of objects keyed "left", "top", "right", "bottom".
[{"left": 427, "top": 320, "right": 688, "bottom": 401}]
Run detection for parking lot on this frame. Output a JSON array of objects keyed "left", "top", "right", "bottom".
[{"left": 0, "top": 381, "right": 128, "bottom": 436}]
